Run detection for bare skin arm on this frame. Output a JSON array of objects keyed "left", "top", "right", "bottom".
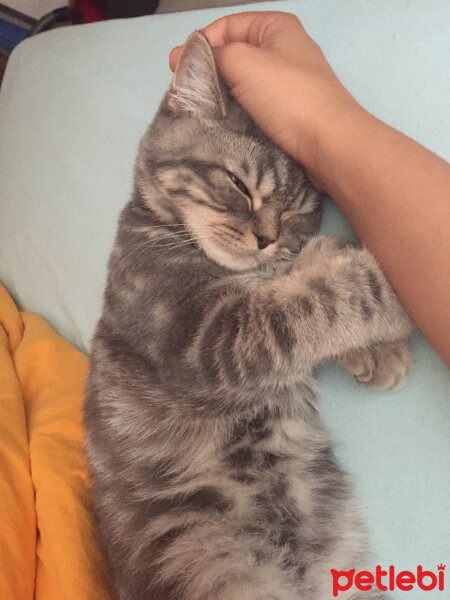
[
  {"left": 170, "top": 11, "right": 450, "bottom": 365},
  {"left": 319, "top": 108, "right": 450, "bottom": 366}
]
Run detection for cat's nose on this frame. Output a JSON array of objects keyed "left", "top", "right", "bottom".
[{"left": 256, "top": 234, "right": 274, "bottom": 250}]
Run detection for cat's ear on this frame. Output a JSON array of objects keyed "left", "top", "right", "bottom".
[{"left": 169, "top": 31, "right": 226, "bottom": 119}]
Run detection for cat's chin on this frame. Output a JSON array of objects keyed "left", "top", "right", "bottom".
[
  {"left": 201, "top": 241, "right": 260, "bottom": 272},
  {"left": 201, "top": 239, "right": 295, "bottom": 272}
]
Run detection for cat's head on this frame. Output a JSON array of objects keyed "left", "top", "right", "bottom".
[{"left": 136, "top": 31, "right": 321, "bottom": 271}]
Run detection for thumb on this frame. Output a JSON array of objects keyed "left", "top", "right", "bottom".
[{"left": 169, "top": 45, "right": 182, "bottom": 72}]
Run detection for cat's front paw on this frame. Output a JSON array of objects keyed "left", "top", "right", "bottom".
[
  {"left": 293, "top": 236, "right": 349, "bottom": 270},
  {"left": 339, "top": 339, "right": 413, "bottom": 391}
]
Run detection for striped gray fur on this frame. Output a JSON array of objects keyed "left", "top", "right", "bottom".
[{"left": 85, "top": 31, "right": 414, "bottom": 600}]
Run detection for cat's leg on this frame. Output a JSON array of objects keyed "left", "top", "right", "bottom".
[
  {"left": 292, "top": 234, "right": 349, "bottom": 270},
  {"left": 338, "top": 338, "right": 413, "bottom": 390},
  {"left": 295, "top": 236, "right": 414, "bottom": 390},
  {"left": 285, "top": 237, "right": 415, "bottom": 371},
  {"left": 191, "top": 237, "right": 414, "bottom": 387}
]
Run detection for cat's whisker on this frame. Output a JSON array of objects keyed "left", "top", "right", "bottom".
[
  {"left": 138, "top": 232, "right": 193, "bottom": 246},
  {"left": 176, "top": 247, "right": 203, "bottom": 260},
  {"left": 146, "top": 235, "right": 191, "bottom": 244},
  {"left": 149, "top": 233, "right": 194, "bottom": 243},
  {"left": 149, "top": 223, "right": 187, "bottom": 228},
  {"left": 124, "top": 223, "right": 187, "bottom": 236},
  {"left": 150, "top": 238, "right": 195, "bottom": 248},
  {"left": 153, "top": 241, "right": 196, "bottom": 250},
  {"left": 155, "top": 232, "right": 215, "bottom": 254},
  {"left": 160, "top": 236, "right": 213, "bottom": 251}
]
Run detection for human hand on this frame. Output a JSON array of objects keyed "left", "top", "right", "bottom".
[{"left": 169, "top": 11, "right": 361, "bottom": 189}]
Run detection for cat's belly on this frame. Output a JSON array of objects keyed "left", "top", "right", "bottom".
[
  {"left": 219, "top": 416, "right": 350, "bottom": 564},
  {"left": 86, "top": 400, "right": 365, "bottom": 600}
]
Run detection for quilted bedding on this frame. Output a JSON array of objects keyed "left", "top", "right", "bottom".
[{"left": 0, "top": 283, "right": 112, "bottom": 600}]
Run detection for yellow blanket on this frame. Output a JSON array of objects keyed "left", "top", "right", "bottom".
[{"left": 0, "top": 285, "right": 112, "bottom": 600}]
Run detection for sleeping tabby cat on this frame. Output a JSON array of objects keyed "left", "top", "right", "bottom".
[{"left": 85, "top": 32, "right": 414, "bottom": 600}]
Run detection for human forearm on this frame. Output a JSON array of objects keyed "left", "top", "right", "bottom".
[{"left": 308, "top": 107, "right": 450, "bottom": 365}]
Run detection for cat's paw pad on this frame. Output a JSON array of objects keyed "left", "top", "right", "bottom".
[{"left": 339, "top": 339, "right": 413, "bottom": 391}]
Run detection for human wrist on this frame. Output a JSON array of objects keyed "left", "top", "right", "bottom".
[{"left": 299, "top": 97, "right": 372, "bottom": 195}]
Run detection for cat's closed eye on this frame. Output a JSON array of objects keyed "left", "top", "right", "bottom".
[{"left": 226, "top": 170, "right": 252, "bottom": 208}]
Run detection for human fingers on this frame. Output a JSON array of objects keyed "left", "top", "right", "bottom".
[
  {"left": 169, "top": 12, "right": 268, "bottom": 72},
  {"left": 202, "top": 11, "right": 297, "bottom": 47},
  {"left": 204, "top": 11, "right": 309, "bottom": 62},
  {"left": 169, "top": 11, "right": 305, "bottom": 71}
]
